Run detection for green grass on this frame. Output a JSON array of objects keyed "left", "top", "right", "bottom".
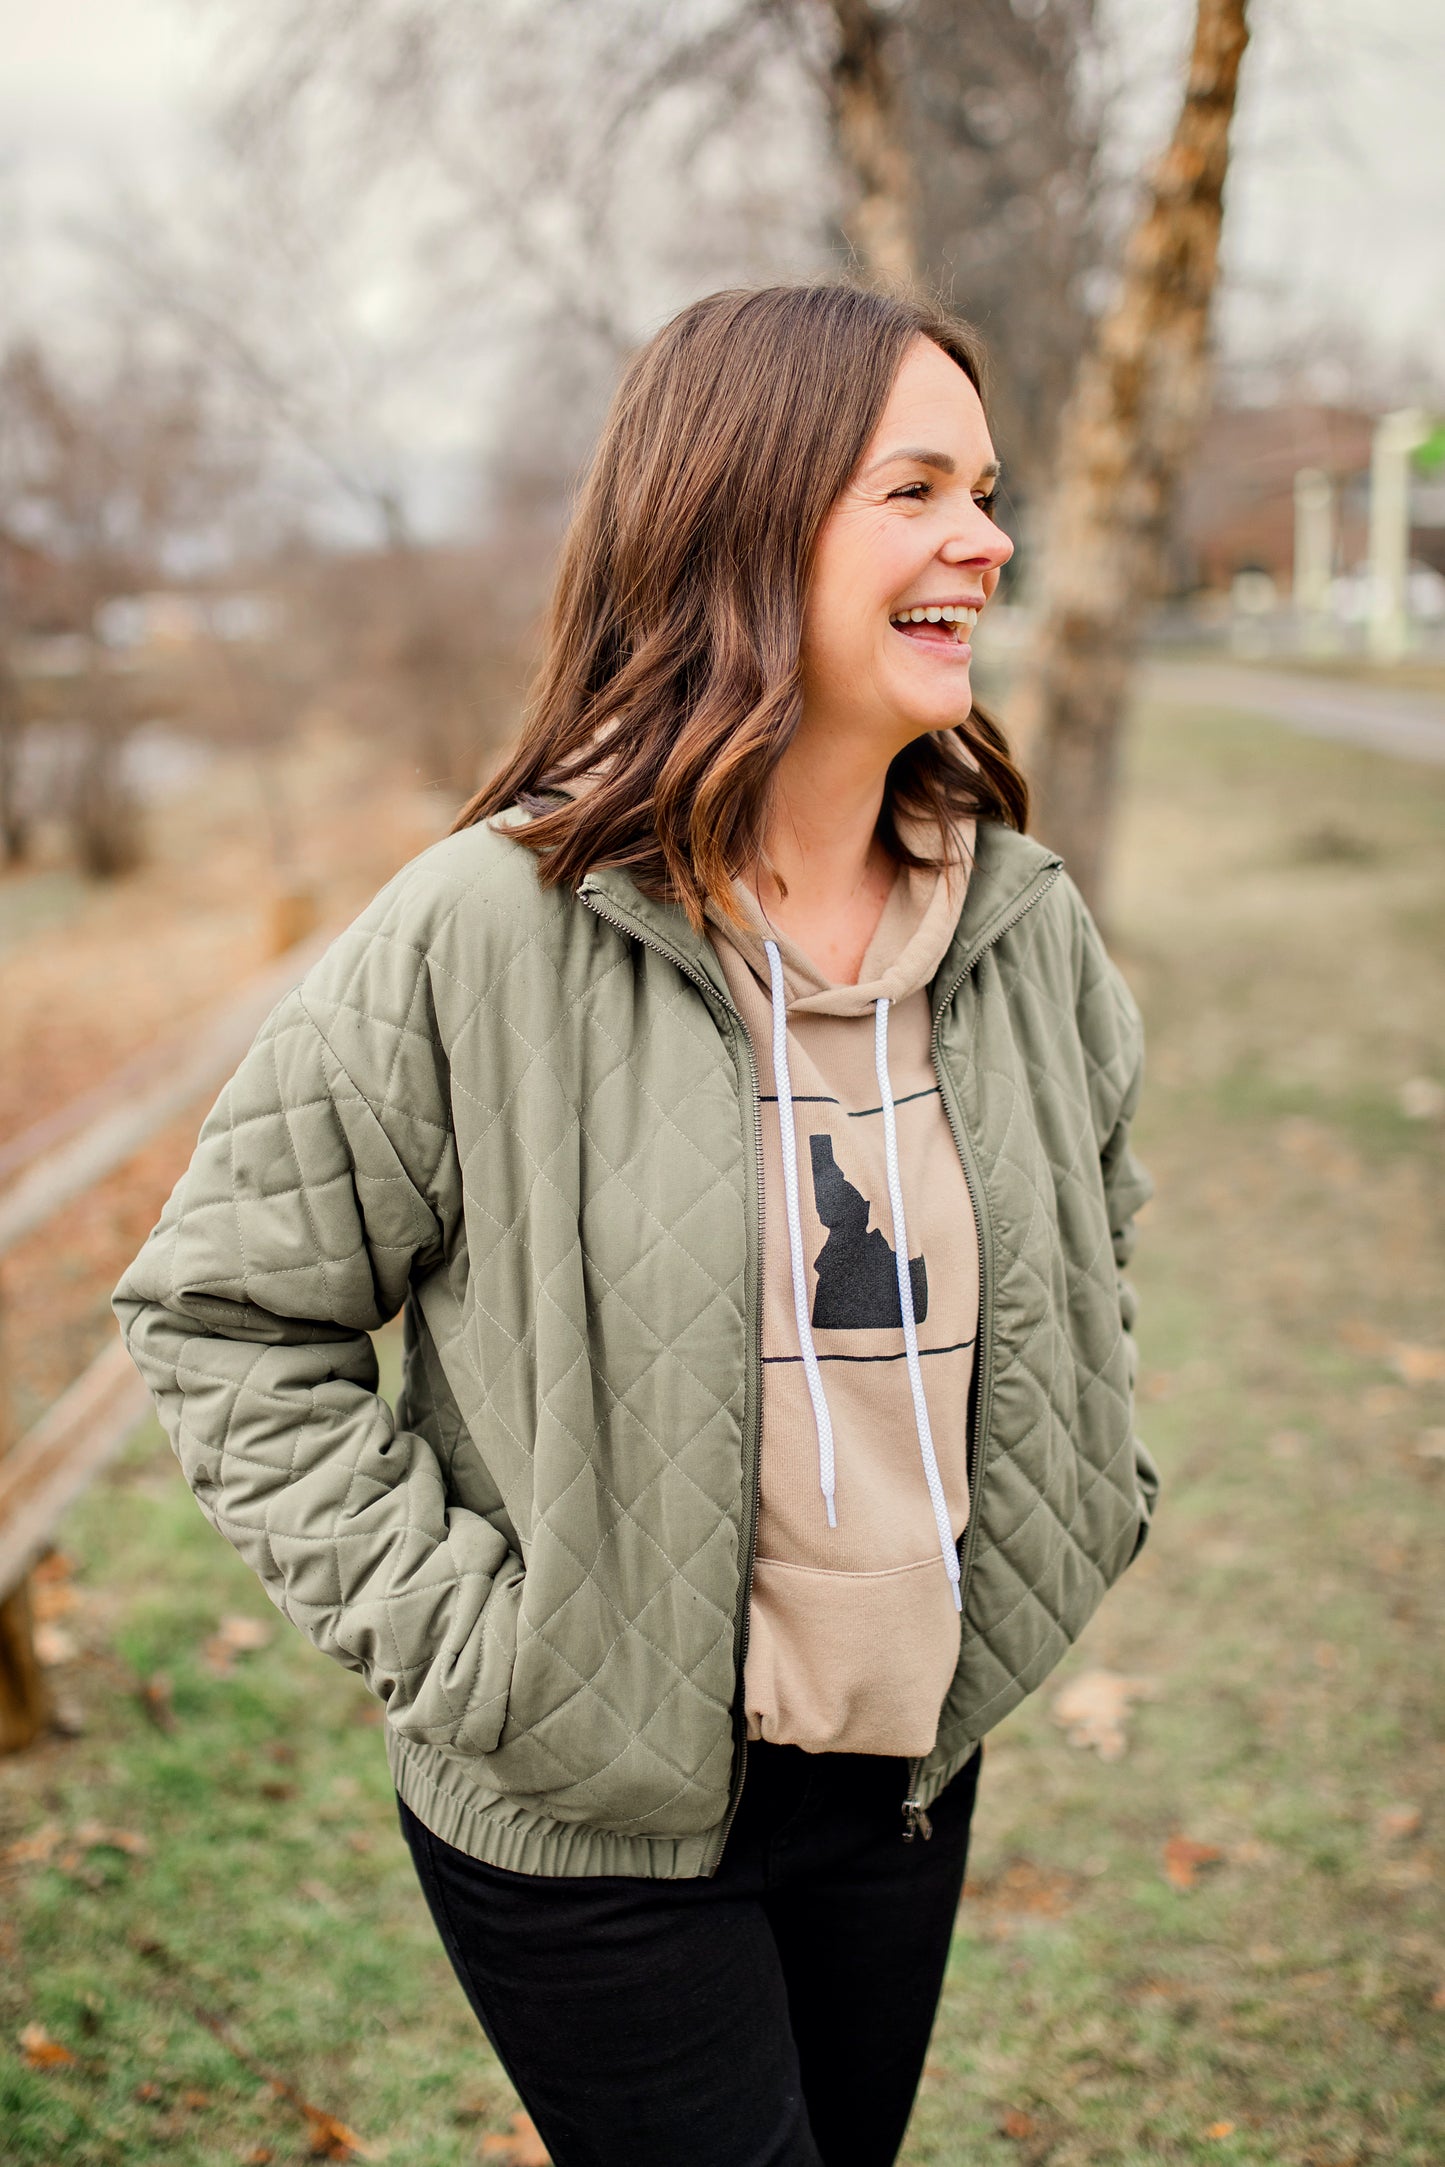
[{"left": 3, "top": 694, "right": 1443, "bottom": 2164}]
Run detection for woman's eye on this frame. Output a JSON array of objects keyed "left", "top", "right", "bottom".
[
  {"left": 975, "top": 490, "right": 999, "bottom": 516},
  {"left": 887, "top": 481, "right": 930, "bottom": 501}
]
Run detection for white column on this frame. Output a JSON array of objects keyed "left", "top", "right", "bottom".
[
  {"left": 1368, "top": 409, "right": 1429, "bottom": 662},
  {"left": 1293, "top": 466, "right": 1335, "bottom": 655}
]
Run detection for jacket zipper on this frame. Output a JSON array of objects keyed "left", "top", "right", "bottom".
[
  {"left": 901, "top": 861, "right": 1063, "bottom": 1837},
  {"left": 576, "top": 888, "right": 765, "bottom": 1875}
]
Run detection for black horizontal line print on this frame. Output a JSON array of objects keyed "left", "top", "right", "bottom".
[
  {"left": 759, "top": 1086, "right": 940, "bottom": 1118},
  {"left": 763, "top": 1337, "right": 976, "bottom": 1367}
]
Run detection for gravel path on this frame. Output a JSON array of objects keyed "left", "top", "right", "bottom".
[{"left": 1140, "top": 659, "right": 1445, "bottom": 765}]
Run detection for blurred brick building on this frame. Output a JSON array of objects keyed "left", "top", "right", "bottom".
[{"left": 1170, "top": 404, "right": 1377, "bottom": 596}]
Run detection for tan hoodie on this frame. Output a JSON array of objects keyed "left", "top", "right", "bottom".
[{"left": 705, "top": 816, "right": 979, "bottom": 1758}]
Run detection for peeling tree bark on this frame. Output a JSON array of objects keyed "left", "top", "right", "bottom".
[
  {"left": 1012, "top": 0, "right": 1251, "bottom": 919},
  {"left": 823, "top": 0, "right": 920, "bottom": 291}
]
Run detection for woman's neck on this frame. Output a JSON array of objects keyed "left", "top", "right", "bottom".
[{"left": 753, "top": 742, "right": 899, "bottom": 987}]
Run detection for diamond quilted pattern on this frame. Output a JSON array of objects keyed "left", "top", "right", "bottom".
[{"left": 115, "top": 814, "right": 1155, "bottom": 1874}]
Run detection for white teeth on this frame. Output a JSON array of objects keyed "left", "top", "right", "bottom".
[{"left": 890, "top": 605, "right": 979, "bottom": 628}]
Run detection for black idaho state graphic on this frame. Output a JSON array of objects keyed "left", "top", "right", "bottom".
[{"left": 808, "top": 1133, "right": 928, "bottom": 1330}]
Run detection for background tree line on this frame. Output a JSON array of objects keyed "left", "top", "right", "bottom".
[{"left": 1, "top": 0, "right": 1251, "bottom": 913}]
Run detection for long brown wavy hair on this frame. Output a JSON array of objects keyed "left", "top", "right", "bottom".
[{"left": 455, "top": 282, "right": 1028, "bottom": 928}]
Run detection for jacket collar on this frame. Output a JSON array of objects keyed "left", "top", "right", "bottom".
[
  {"left": 577, "top": 820, "right": 1063, "bottom": 1012},
  {"left": 929, "top": 822, "right": 1064, "bottom": 1017},
  {"left": 577, "top": 864, "right": 738, "bottom": 1007}
]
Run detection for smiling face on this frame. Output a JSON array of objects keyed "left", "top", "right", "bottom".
[{"left": 798, "top": 336, "right": 1012, "bottom": 765}]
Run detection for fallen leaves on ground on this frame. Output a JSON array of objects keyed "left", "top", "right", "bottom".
[
  {"left": 998, "top": 2108, "right": 1038, "bottom": 2140},
  {"left": 203, "top": 1614, "right": 273, "bottom": 1675},
  {"left": 1377, "top": 1804, "right": 1422, "bottom": 1841},
  {"left": 34, "top": 1622, "right": 78, "bottom": 1666},
  {"left": 139, "top": 1672, "right": 176, "bottom": 1730},
  {"left": 5, "top": 1819, "right": 148, "bottom": 1874},
  {"left": 960, "top": 1857, "right": 1078, "bottom": 1935},
  {"left": 127, "top": 1932, "right": 377, "bottom": 2159},
  {"left": 5, "top": 1821, "right": 64, "bottom": 1868},
  {"left": 1399, "top": 1075, "right": 1445, "bottom": 1120},
  {"left": 1050, "top": 1668, "right": 1161, "bottom": 1759},
  {"left": 1163, "top": 1835, "right": 1226, "bottom": 1890},
  {"left": 72, "top": 1819, "right": 149, "bottom": 1856},
  {"left": 1389, "top": 1342, "right": 1445, "bottom": 1387},
  {"left": 18, "top": 2022, "right": 78, "bottom": 2069},
  {"left": 302, "top": 2103, "right": 373, "bottom": 2160},
  {"left": 30, "top": 1551, "right": 80, "bottom": 1618},
  {"left": 480, "top": 2109, "right": 551, "bottom": 2164},
  {"left": 1205, "top": 2121, "right": 1236, "bottom": 2140}
]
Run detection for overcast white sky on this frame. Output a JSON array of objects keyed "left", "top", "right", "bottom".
[{"left": 3, "top": 0, "right": 1443, "bottom": 403}]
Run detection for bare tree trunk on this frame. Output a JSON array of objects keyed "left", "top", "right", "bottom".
[
  {"left": 73, "top": 638, "right": 144, "bottom": 880},
  {"left": 1012, "top": 0, "right": 1251, "bottom": 919},
  {"left": 0, "top": 655, "right": 28, "bottom": 865},
  {"left": 823, "top": 0, "right": 920, "bottom": 290}
]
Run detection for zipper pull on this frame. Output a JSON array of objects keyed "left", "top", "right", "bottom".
[{"left": 902, "top": 1798, "right": 933, "bottom": 1843}]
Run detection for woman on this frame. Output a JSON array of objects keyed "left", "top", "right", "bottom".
[{"left": 116, "top": 282, "right": 1158, "bottom": 2167}]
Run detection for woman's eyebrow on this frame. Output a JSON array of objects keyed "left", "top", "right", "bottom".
[{"left": 864, "top": 447, "right": 1002, "bottom": 482}]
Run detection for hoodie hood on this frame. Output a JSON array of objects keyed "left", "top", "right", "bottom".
[{"left": 703, "top": 809, "right": 976, "bottom": 1019}]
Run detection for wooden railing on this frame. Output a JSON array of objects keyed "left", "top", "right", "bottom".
[{"left": 0, "top": 930, "right": 333, "bottom": 1751}]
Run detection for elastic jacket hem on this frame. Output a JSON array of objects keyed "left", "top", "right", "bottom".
[{"left": 388, "top": 1729, "right": 721, "bottom": 1880}]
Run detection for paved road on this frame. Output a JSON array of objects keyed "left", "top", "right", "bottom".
[{"left": 1140, "top": 660, "right": 1445, "bottom": 766}]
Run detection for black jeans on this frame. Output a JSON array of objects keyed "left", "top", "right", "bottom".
[{"left": 397, "top": 1737, "right": 982, "bottom": 2167}]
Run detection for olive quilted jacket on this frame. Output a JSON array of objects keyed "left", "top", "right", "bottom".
[{"left": 114, "top": 812, "right": 1158, "bottom": 1879}]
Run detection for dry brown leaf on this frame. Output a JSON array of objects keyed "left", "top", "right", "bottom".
[
  {"left": 1399, "top": 1076, "right": 1445, "bottom": 1120},
  {"left": 73, "top": 1820, "right": 150, "bottom": 1857},
  {"left": 1164, "top": 1835, "right": 1225, "bottom": 1890},
  {"left": 1205, "top": 2122, "right": 1236, "bottom": 2140},
  {"left": 5, "top": 1820, "right": 64, "bottom": 1867},
  {"left": 480, "top": 2109, "right": 552, "bottom": 2164},
  {"left": 998, "top": 2108, "right": 1038, "bottom": 2140},
  {"left": 303, "top": 2105, "right": 375, "bottom": 2160},
  {"left": 33, "top": 1622, "right": 77, "bottom": 1667},
  {"left": 179, "top": 2087, "right": 212, "bottom": 2109},
  {"left": 242, "top": 2150, "right": 275, "bottom": 2165},
  {"left": 134, "top": 2080, "right": 165, "bottom": 2103},
  {"left": 139, "top": 1672, "right": 176, "bottom": 1730},
  {"left": 1377, "top": 1804, "right": 1422, "bottom": 1841},
  {"left": 19, "top": 2022, "right": 78, "bottom": 2069},
  {"left": 962, "top": 1858, "right": 1076, "bottom": 1921},
  {"left": 1390, "top": 1342, "right": 1445, "bottom": 1387},
  {"left": 203, "top": 1614, "right": 273, "bottom": 1674},
  {"left": 31, "top": 1560, "right": 79, "bottom": 1621},
  {"left": 1051, "top": 1668, "right": 1161, "bottom": 1760}
]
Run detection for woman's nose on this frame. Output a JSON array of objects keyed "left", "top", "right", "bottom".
[{"left": 941, "top": 517, "right": 1012, "bottom": 571}]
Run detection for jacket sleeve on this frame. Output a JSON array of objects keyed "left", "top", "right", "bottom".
[
  {"left": 1099, "top": 1012, "right": 1161, "bottom": 1562},
  {"left": 112, "top": 985, "right": 523, "bottom": 1753},
  {"left": 1070, "top": 885, "right": 1160, "bottom": 1564}
]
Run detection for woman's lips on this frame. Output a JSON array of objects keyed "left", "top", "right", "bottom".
[{"left": 890, "top": 619, "right": 972, "bottom": 655}]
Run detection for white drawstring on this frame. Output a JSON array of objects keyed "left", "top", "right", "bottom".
[
  {"left": 764, "top": 940, "right": 837, "bottom": 1528},
  {"left": 874, "top": 997, "right": 964, "bottom": 1611},
  {"left": 762, "top": 941, "right": 963, "bottom": 1602}
]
